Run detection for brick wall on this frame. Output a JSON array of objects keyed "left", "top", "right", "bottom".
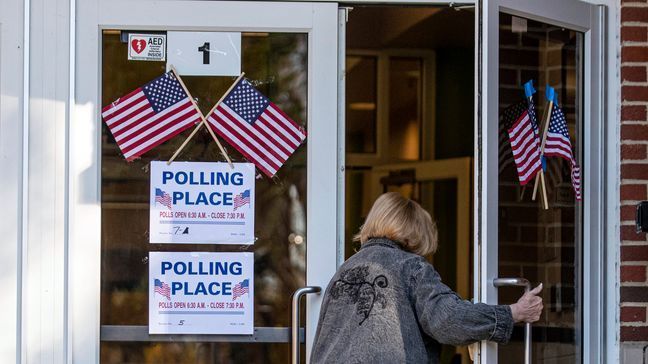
[{"left": 620, "top": 0, "right": 648, "bottom": 345}]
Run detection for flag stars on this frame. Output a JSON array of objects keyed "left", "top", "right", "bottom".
[{"left": 143, "top": 72, "right": 188, "bottom": 113}]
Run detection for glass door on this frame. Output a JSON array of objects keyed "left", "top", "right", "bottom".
[
  {"left": 71, "top": 1, "right": 338, "bottom": 363},
  {"left": 478, "top": 0, "right": 603, "bottom": 363}
]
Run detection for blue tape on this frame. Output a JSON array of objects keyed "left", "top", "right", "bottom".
[
  {"left": 524, "top": 80, "right": 536, "bottom": 98},
  {"left": 553, "top": 91, "right": 560, "bottom": 106},
  {"left": 542, "top": 156, "right": 547, "bottom": 171},
  {"left": 545, "top": 85, "right": 555, "bottom": 103}
]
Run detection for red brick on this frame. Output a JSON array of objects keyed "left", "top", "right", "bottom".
[
  {"left": 622, "top": 47, "right": 648, "bottom": 62},
  {"left": 622, "top": 225, "right": 647, "bottom": 241},
  {"left": 621, "top": 306, "right": 647, "bottom": 322},
  {"left": 623, "top": 7, "right": 648, "bottom": 23},
  {"left": 622, "top": 105, "right": 647, "bottom": 122},
  {"left": 623, "top": 85, "right": 648, "bottom": 101},
  {"left": 622, "top": 205, "right": 638, "bottom": 222},
  {"left": 623, "top": 65, "right": 648, "bottom": 82},
  {"left": 621, "top": 164, "right": 648, "bottom": 179},
  {"left": 622, "top": 144, "right": 648, "bottom": 160},
  {"left": 624, "top": 0, "right": 648, "bottom": 4},
  {"left": 622, "top": 26, "right": 648, "bottom": 42},
  {"left": 622, "top": 265, "right": 647, "bottom": 282},
  {"left": 621, "top": 326, "right": 648, "bottom": 342},
  {"left": 621, "top": 184, "right": 648, "bottom": 200},
  {"left": 622, "top": 286, "right": 648, "bottom": 302},
  {"left": 622, "top": 125, "right": 648, "bottom": 141},
  {"left": 623, "top": 245, "right": 648, "bottom": 261}
]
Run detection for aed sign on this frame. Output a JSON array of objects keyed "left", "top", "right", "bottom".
[
  {"left": 149, "top": 252, "right": 254, "bottom": 335},
  {"left": 167, "top": 31, "right": 241, "bottom": 76},
  {"left": 149, "top": 161, "right": 255, "bottom": 244},
  {"left": 128, "top": 33, "right": 166, "bottom": 61}
]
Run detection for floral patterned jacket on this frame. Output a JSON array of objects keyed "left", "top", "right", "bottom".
[{"left": 311, "top": 238, "right": 514, "bottom": 364}]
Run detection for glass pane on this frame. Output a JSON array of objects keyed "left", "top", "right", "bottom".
[
  {"left": 101, "top": 342, "right": 291, "bottom": 363},
  {"left": 497, "top": 14, "right": 582, "bottom": 363},
  {"left": 388, "top": 57, "right": 422, "bottom": 161},
  {"left": 100, "top": 30, "right": 308, "bottom": 363},
  {"left": 346, "top": 55, "right": 378, "bottom": 154},
  {"left": 344, "top": 7, "right": 475, "bottom": 363}
]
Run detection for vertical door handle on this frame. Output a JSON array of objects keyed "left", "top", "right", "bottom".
[
  {"left": 291, "top": 286, "right": 322, "bottom": 364},
  {"left": 493, "top": 277, "right": 532, "bottom": 364}
]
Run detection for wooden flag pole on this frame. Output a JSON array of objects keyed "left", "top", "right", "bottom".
[
  {"left": 167, "top": 65, "right": 211, "bottom": 165},
  {"left": 531, "top": 102, "right": 550, "bottom": 200},
  {"left": 200, "top": 72, "right": 246, "bottom": 169},
  {"left": 167, "top": 122, "right": 205, "bottom": 164},
  {"left": 532, "top": 99, "right": 553, "bottom": 209},
  {"left": 167, "top": 67, "right": 242, "bottom": 167}
]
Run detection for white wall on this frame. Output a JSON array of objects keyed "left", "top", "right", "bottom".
[
  {"left": 1, "top": 0, "right": 71, "bottom": 363},
  {"left": 0, "top": 0, "right": 24, "bottom": 363},
  {"left": 24, "top": 0, "right": 71, "bottom": 363}
]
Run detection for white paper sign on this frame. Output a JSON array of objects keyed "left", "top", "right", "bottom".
[
  {"left": 149, "top": 252, "right": 254, "bottom": 335},
  {"left": 167, "top": 31, "right": 241, "bottom": 76},
  {"left": 128, "top": 33, "right": 166, "bottom": 61},
  {"left": 150, "top": 161, "right": 255, "bottom": 244}
]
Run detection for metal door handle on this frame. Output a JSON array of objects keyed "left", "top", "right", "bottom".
[
  {"left": 291, "top": 286, "right": 322, "bottom": 364},
  {"left": 493, "top": 277, "right": 532, "bottom": 364}
]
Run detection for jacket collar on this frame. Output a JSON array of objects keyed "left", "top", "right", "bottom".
[{"left": 360, "top": 237, "right": 403, "bottom": 251}]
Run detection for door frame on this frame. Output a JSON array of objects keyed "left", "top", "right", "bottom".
[
  {"left": 476, "top": 0, "right": 605, "bottom": 363},
  {"left": 70, "top": 1, "right": 338, "bottom": 362}
]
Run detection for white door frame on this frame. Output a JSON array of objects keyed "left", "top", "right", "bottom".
[
  {"left": 476, "top": 0, "right": 605, "bottom": 362},
  {"left": 0, "top": 0, "right": 24, "bottom": 363},
  {"left": 71, "top": 1, "right": 338, "bottom": 362}
]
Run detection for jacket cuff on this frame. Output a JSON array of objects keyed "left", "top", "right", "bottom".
[{"left": 488, "top": 305, "right": 514, "bottom": 344}]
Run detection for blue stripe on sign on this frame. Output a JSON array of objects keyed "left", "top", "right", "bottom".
[
  {"left": 159, "top": 311, "right": 245, "bottom": 315},
  {"left": 159, "top": 221, "right": 245, "bottom": 226}
]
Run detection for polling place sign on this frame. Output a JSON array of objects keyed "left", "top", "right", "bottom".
[
  {"left": 149, "top": 252, "right": 253, "bottom": 335},
  {"left": 150, "top": 161, "right": 255, "bottom": 244}
]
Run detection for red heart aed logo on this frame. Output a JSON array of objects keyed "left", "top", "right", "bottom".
[{"left": 131, "top": 39, "right": 146, "bottom": 54}]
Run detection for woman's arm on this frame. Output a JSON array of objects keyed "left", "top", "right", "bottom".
[{"left": 409, "top": 258, "right": 514, "bottom": 346}]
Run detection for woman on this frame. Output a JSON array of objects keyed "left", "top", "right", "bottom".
[{"left": 311, "top": 192, "right": 543, "bottom": 363}]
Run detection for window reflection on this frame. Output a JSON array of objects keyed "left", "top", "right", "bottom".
[
  {"left": 497, "top": 14, "right": 583, "bottom": 363},
  {"left": 388, "top": 57, "right": 422, "bottom": 161},
  {"left": 346, "top": 55, "right": 378, "bottom": 154},
  {"left": 101, "top": 31, "right": 307, "bottom": 363}
]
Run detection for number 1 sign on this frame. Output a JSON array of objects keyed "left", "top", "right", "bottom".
[{"left": 167, "top": 31, "right": 241, "bottom": 76}]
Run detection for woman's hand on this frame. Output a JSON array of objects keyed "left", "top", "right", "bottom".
[{"left": 510, "top": 283, "right": 543, "bottom": 323}]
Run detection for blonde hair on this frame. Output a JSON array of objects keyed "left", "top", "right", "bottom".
[{"left": 354, "top": 192, "right": 438, "bottom": 256}]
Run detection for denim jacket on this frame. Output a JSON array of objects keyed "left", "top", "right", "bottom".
[{"left": 311, "top": 238, "right": 514, "bottom": 364}]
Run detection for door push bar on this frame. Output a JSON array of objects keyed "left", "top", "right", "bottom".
[
  {"left": 493, "top": 277, "right": 532, "bottom": 364},
  {"left": 291, "top": 286, "right": 322, "bottom": 364}
]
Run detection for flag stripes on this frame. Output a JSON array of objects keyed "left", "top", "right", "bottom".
[
  {"left": 207, "top": 78, "right": 306, "bottom": 177},
  {"left": 544, "top": 104, "right": 582, "bottom": 200},
  {"left": 507, "top": 111, "right": 542, "bottom": 185},
  {"left": 101, "top": 71, "right": 201, "bottom": 161}
]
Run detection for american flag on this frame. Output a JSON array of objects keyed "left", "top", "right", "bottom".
[
  {"left": 206, "top": 79, "right": 307, "bottom": 177},
  {"left": 499, "top": 99, "right": 539, "bottom": 174},
  {"left": 234, "top": 189, "right": 251, "bottom": 210},
  {"left": 154, "top": 279, "right": 171, "bottom": 300},
  {"left": 101, "top": 71, "right": 202, "bottom": 161},
  {"left": 507, "top": 110, "right": 542, "bottom": 185},
  {"left": 544, "top": 104, "right": 581, "bottom": 200},
  {"left": 155, "top": 188, "right": 172, "bottom": 210},
  {"left": 232, "top": 279, "right": 249, "bottom": 300}
]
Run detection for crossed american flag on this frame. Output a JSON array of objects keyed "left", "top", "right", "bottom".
[{"left": 102, "top": 71, "right": 306, "bottom": 177}]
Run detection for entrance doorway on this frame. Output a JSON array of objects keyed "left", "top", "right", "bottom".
[{"left": 343, "top": 5, "right": 475, "bottom": 364}]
